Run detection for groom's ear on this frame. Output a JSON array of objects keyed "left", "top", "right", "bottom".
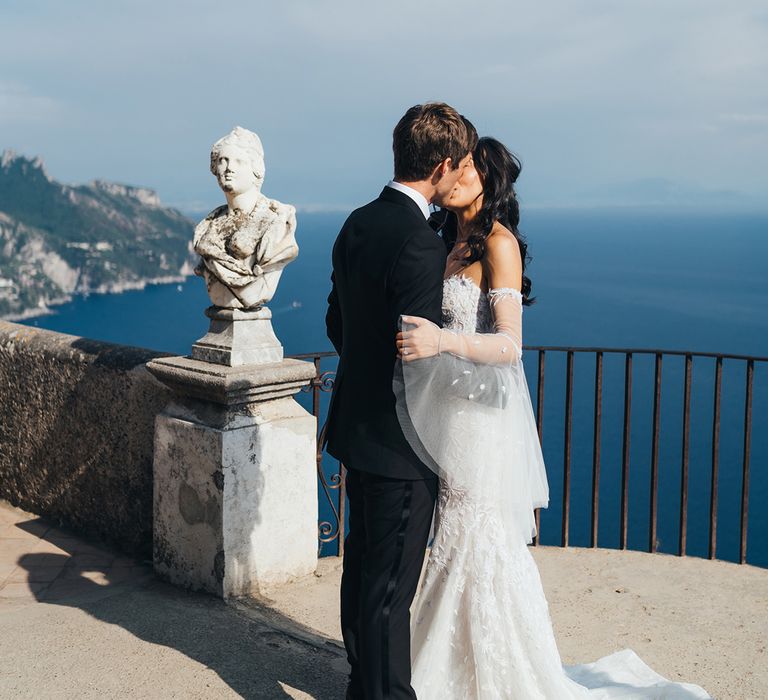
[{"left": 431, "top": 157, "right": 452, "bottom": 184}]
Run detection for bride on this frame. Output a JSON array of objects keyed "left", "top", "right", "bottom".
[{"left": 393, "top": 137, "right": 712, "bottom": 699}]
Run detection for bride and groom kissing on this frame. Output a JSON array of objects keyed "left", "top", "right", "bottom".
[{"left": 323, "top": 103, "right": 712, "bottom": 699}]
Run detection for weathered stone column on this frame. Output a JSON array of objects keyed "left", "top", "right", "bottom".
[
  {"left": 148, "top": 126, "right": 317, "bottom": 598},
  {"left": 146, "top": 355, "right": 318, "bottom": 597}
]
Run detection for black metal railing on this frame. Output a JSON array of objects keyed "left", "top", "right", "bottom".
[
  {"left": 291, "top": 351, "right": 347, "bottom": 557},
  {"left": 290, "top": 347, "right": 766, "bottom": 566}
]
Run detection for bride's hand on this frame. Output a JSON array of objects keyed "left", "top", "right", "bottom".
[{"left": 396, "top": 315, "right": 442, "bottom": 361}]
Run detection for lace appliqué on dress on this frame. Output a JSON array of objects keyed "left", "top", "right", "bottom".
[
  {"left": 442, "top": 275, "right": 495, "bottom": 334},
  {"left": 488, "top": 287, "right": 523, "bottom": 306}
]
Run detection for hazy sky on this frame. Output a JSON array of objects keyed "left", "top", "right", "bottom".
[{"left": 1, "top": 0, "right": 766, "bottom": 213}]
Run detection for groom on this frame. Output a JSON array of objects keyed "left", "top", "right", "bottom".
[{"left": 325, "top": 103, "right": 477, "bottom": 700}]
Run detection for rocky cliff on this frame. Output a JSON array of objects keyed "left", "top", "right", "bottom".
[{"left": 0, "top": 150, "right": 197, "bottom": 319}]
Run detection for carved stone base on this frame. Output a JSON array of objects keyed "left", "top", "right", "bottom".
[
  {"left": 146, "top": 355, "right": 318, "bottom": 597},
  {"left": 191, "top": 305, "right": 283, "bottom": 367}
]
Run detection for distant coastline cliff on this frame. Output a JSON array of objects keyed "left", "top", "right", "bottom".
[{"left": 0, "top": 150, "right": 198, "bottom": 320}]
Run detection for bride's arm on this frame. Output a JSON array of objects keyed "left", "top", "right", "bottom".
[{"left": 398, "top": 232, "right": 523, "bottom": 366}]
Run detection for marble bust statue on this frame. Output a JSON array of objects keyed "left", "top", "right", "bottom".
[{"left": 193, "top": 126, "right": 298, "bottom": 309}]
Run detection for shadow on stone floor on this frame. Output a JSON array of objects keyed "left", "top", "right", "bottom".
[{"left": 11, "top": 519, "right": 348, "bottom": 700}]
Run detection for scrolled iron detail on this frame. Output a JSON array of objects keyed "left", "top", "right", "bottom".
[
  {"left": 319, "top": 370, "right": 336, "bottom": 392},
  {"left": 318, "top": 519, "right": 340, "bottom": 543}
]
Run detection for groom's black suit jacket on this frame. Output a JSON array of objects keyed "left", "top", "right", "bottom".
[{"left": 324, "top": 186, "right": 446, "bottom": 480}]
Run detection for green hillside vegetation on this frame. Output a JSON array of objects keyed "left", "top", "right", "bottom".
[{"left": 0, "top": 150, "right": 198, "bottom": 318}]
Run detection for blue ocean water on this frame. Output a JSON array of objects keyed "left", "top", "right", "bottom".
[{"left": 18, "top": 209, "right": 768, "bottom": 566}]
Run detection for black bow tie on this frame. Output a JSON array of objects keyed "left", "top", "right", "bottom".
[{"left": 428, "top": 209, "right": 449, "bottom": 232}]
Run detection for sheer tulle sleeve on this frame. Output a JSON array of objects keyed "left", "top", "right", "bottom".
[
  {"left": 393, "top": 290, "right": 549, "bottom": 545},
  {"left": 437, "top": 287, "right": 523, "bottom": 365},
  {"left": 398, "top": 235, "right": 524, "bottom": 367}
]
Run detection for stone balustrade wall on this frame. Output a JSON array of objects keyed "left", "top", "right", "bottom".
[{"left": 0, "top": 321, "right": 172, "bottom": 557}]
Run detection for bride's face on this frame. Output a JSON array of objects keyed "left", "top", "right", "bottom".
[{"left": 444, "top": 157, "right": 484, "bottom": 212}]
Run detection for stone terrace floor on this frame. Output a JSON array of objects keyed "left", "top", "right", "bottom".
[
  {"left": 0, "top": 500, "right": 347, "bottom": 699},
  {"left": 1, "top": 497, "right": 766, "bottom": 699}
]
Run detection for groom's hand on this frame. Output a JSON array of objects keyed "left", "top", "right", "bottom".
[{"left": 397, "top": 315, "right": 442, "bottom": 361}]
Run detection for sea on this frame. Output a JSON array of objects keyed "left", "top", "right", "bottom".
[{"left": 16, "top": 208, "right": 768, "bottom": 566}]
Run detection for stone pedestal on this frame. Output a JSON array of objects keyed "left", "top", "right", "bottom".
[
  {"left": 192, "top": 305, "right": 283, "bottom": 367},
  {"left": 146, "top": 355, "right": 318, "bottom": 598}
]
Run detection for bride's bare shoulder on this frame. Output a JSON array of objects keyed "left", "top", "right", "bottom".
[{"left": 485, "top": 222, "right": 521, "bottom": 267}]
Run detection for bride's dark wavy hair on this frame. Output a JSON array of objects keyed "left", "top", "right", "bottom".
[{"left": 439, "top": 136, "right": 534, "bottom": 305}]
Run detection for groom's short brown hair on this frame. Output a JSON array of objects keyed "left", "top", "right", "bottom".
[{"left": 393, "top": 103, "right": 477, "bottom": 181}]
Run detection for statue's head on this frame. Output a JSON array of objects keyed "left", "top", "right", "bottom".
[{"left": 210, "top": 126, "right": 265, "bottom": 196}]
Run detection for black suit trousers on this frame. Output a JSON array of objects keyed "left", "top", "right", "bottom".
[{"left": 341, "top": 465, "right": 437, "bottom": 700}]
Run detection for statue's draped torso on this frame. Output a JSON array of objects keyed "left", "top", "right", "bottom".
[{"left": 193, "top": 196, "right": 297, "bottom": 309}]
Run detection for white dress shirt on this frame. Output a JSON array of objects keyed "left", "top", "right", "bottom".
[{"left": 386, "top": 180, "right": 431, "bottom": 220}]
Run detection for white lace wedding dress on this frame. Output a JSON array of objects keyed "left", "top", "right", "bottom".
[{"left": 394, "top": 274, "right": 713, "bottom": 700}]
